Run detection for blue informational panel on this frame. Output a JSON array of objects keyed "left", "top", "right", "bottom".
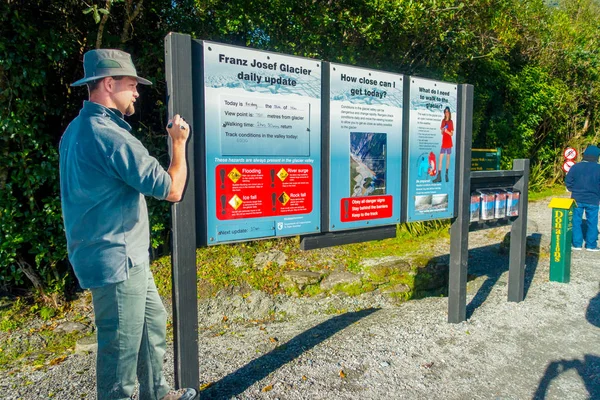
[
  {"left": 202, "top": 41, "right": 322, "bottom": 244},
  {"left": 328, "top": 63, "right": 403, "bottom": 230},
  {"left": 406, "top": 77, "right": 458, "bottom": 222}
]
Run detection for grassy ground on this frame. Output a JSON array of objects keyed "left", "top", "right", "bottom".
[
  {"left": 1, "top": 220, "right": 449, "bottom": 372},
  {"left": 0, "top": 187, "right": 555, "bottom": 372},
  {"left": 0, "top": 295, "right": 93, "bottom": 372},
  {"left": 151, "top": 221, "right": 450, "bottom": 301},
  {"left": 528, "top": 184, "right": 568, "bottom": 202}
]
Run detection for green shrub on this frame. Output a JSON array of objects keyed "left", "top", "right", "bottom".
[{"left": 1, "top": 0, "right": 600, "bottom": 299}]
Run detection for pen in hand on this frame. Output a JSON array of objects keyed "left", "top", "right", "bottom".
[{"left": 167, "top": 122, "right": 186, "bottom": 130}]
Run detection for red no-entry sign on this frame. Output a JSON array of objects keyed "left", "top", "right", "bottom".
[
  {"left": 563, "top": 147, "right": 577, "bottom": 160},
  {"left": 562, "top": 160, "right": 575, "bottom": 173}
]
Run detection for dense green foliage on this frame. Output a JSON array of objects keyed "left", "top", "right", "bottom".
[{"left": 1, "top": 0, "right": 599, "bottom": 296}]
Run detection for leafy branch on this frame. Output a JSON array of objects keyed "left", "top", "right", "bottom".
[
  {"left": 121, "top": 0, "right": 144, "bottom": 43},
  {"left": 81, "top": 0, "right": 143, "bottom": 47}
]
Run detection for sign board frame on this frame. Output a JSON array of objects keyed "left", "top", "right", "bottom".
[
  {"left": 165, "top": 32, "right": 201, "bottom": 390},
  {"left": 164, "top": 32, "right": 526, "bottom": 389}
]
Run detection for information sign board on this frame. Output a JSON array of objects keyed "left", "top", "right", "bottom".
[
  {"left": 471, "top": 148, "right": 501, "bottom": 171},
  {"left": 406, "top": 77, "right": 458, "bottom": 222},
  {"left": 327, "top": 63, "right": 403, "bottom": 230},
  {"left": 202, "top": 42, "right": 322, "bottom": 243}
]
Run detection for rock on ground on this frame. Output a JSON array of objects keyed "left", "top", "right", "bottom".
[
  {"left": 320, "top": 271, "right": 362, "bottom": 291},
  {"left": 254, "top": 250, "right": 287, "bottom": 269}
]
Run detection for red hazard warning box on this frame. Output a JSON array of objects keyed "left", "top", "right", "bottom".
[
  {"left": 215, "top": 164, "right": 313, "bottom": 220},
  {"left": 340, "top": 195, "right": 393, "bottom": 222}
]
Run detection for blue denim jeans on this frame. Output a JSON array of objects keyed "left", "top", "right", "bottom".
[
  {"left": 91, "top": 260, "right": 170, "bottom": 400},
  {"left": 572, "top": 202, "right": 599, "bottom": 249}
]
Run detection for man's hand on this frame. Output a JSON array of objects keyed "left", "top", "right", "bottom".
[
  {"left": 167, "top": 114, "right": 190, "bottom": 143},
  {"left": 165, "top": 114, "right": 190, "bottom": 202}
]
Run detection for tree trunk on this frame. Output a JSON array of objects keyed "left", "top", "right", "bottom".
[
  {"left": 121, "top": 0, "right": 144, "bottom": 43},
  {"left": 16, "top": 257, "right": 57, "bottom": 307},
  {"left": 96, "top": 0, "right": 113, "bottom": 49}
]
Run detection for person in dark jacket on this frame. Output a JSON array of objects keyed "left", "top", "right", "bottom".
[{"left": 565, "top": 145, "right": 600, "bottom": 251}]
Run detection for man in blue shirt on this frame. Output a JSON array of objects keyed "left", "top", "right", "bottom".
[
  {"left": 566, "top": 145, "right": 600, "bottom": 252},
  {"left": 60, "top": 49, "right": 197, "bottom": 400}
]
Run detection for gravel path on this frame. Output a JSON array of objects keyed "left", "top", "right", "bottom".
[{"left": 2, "top": 196, "right": 599, "bottom": 399}]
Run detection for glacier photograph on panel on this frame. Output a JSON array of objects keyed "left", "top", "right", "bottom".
[{"left": 350, "top": 132, "right": 387, "bottom": 197}]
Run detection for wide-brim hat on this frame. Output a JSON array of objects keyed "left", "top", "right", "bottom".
[{"left": 71, "top": 49, "right": 152, "bottom": 87}]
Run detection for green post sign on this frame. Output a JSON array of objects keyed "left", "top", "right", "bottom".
[
  {"left": 471, "top": 148, "right": 501, "bottom": 171},
  {"left": 548, "top": 198, "right": 575, "bottom": 283}
]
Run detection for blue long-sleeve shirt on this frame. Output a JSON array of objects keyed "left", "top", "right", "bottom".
[
  {"left": 565, "top": 160, "right": 600, "bottom": 205},
  {"left": 59, "top": 101, "right": 172, "bottom": 289}
]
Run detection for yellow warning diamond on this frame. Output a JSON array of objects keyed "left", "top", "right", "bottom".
[
  {"left": 277, "top": 168, "right": 289, "bottom": 182},
  {"left": 228, "top": 168, "right": 242, "bottom": 183},
  {"left": 228, "top": 194, "right": 243, "bottom": 210},
  {"left": 278, "top": 192, "right": 290, "bottom": 206}
]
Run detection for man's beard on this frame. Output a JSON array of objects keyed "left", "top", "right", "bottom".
[{"left": 125, "top": 103, "right": 135, "bottom": 116}]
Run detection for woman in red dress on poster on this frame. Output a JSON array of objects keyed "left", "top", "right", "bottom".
[{"left": 433, "top": 107, "right": 454, "bottom": 183}]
